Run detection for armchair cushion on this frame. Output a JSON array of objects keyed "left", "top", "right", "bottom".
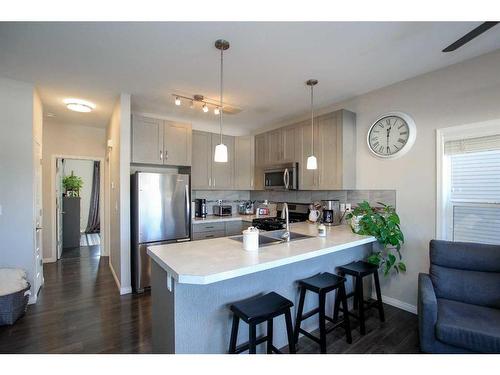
[
  {"left": 436, "top": 298, "right": 500, "bottom": 353},
  {"left": 430, "top": 240, "right": 500, "bottom": 308}
]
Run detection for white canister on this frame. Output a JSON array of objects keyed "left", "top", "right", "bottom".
[
  {"left": 318, "top": 223, "right": 326, "bottom": 237},
  {"left": 242, "top": 226, "right": 259, "bottom": 251}
]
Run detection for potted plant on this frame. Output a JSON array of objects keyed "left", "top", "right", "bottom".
[
  {"left": 346, "top": 201, "right": 405, "bottom": 276},
  {"left": 62, "top": 172, "right": 83, "bottom": 197}
]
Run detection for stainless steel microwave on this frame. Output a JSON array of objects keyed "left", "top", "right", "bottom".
[{"left": 264, "top": 163, "right": 298, "bottom": 190}]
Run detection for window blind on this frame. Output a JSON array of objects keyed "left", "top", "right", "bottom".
[
  {"left": 444, "top": 134, "right": 500, "bottom": 155},
  {"left": 450, "top": 150, "right": 500, "bottom": 203},
  {"left": 453, "top": 205, "right": 500, "bottom": 245}
]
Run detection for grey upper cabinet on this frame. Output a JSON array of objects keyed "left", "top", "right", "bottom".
[
  {"left": 255, "top": 109, "right": 356, "bottom": 191},
  {"left": 266, "top": 129, "right": 283, "bottom": 163},
  {"left": 283, "top": 125, "right": 300, "bottom": 162},
  {"left": 234, "top": 135, "right": 254, "bottom": 190},
  {"left": 163, "top": 120, "right": 192, "bottom": 166},
  {"left": 211, "top": 133, "right": 234, "bottom": 189},
  {"left": 131, "top": 115, "right": 163, "bottom": 164},
  {"left": 132, "top": 115, "right": 192, "bottom": 167},
  {"left": 191, "top": 130, "right": 237, "bottom": 190},
  {"left": 254, "top": 133, "right": 267, "bottom": 167},
  {"left": 192, "top": 130, "right": 212, "bottom": 189}
]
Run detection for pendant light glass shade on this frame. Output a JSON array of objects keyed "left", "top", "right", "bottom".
[
  {"left": 214, "top": 143, "right": 228, "bottom": 163},
  {"left": 306, "top": 79, "right": 318, "bottom": 170},
  {"left": 307, "top": 155, "right": 317, "bottom": 170}
]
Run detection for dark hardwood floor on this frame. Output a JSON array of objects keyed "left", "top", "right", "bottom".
[
  {"left": 0, "top": 249, "right": 419, "bottom": 354},
  {"left": 0, "top": 249, "right": 151, "bottom": 353}
]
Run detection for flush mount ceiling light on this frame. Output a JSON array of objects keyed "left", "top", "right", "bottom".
[
  {"left": 213, "top": 39, "right": 230, "bottom": 163},
  {"left": 63, "top": 98, "right": 96, "bottom": 113},
  {"left": 306, "top": 79, "right": 318, "bottom": 170}
]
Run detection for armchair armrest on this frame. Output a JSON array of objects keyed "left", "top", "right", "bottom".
[{"left": 418, "top": 273, "right": 438, "bottom": 352}]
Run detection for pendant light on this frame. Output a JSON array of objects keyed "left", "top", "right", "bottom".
[
  {"left": 306, "top": 79, "right": 318, "bottom": 170},
  {"left": 214, "top": 39, "right": 230, "bottom": 163}
]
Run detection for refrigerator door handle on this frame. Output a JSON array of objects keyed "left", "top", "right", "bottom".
[{"left": 185, "top": 183, "right": 190, "bottom": 236}]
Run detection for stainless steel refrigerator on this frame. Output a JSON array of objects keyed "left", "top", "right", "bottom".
[{"left": 131, "top": 172, "right": 191, "bottom": 292}]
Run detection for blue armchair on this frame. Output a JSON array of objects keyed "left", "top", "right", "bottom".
[{"left": 418, "top": 240, "right": 500, "bottom": 353}]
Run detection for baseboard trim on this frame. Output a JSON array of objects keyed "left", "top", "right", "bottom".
[
  {"left": 372, "top": 292, "right": 417, "bottom": 315},
  {"left": 120, "top": 286, "right": 133, "bottom": 295},
  {"left": 43, "top": 257, "right": 56, "bottom": 263},
  {"left": 109, "top": 261, "right": 132, "bottom": 295},
  {"left": 109, "top": 261, "right": 121, "bottom": 292}
]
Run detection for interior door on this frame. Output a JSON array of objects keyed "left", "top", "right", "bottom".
[
  {"left": 33, "top": 140, "right": 44, "bottom": 295},
  {"left": 56, "top": 158, "right": 63, "bottom": 259}
]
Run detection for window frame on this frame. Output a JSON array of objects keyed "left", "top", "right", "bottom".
[{"left": 436, "top": 119, "right": 500, "bottom": 241}]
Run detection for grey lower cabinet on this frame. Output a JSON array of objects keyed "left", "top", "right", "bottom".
[
  {"left": 131, "top": 114, "right": 192, "bottom": 166},
  {"left": 192, "top": 220, "right": 252, "bottom": 241}
]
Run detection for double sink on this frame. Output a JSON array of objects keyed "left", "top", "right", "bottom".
[{"left": 230, "top": 229, "right": 314, "bottom": 247}]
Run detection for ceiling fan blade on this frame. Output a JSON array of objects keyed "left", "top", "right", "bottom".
[{"left": 442, "top": 21, "right": 499, "bottom": 52}]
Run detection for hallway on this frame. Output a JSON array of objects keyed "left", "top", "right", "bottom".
[{"left": 0, "top": 254, "right": 151, "bottom": 353}]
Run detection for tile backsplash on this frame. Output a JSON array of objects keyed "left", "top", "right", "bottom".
[
  {"left": 193, "top": 189, "right": 396, "bottom": 209},
  {"left": 192, "top": 190, "right": 251, "bottom": 213}
]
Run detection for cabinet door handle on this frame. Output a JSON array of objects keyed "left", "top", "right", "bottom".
[
  {"left": 213, "top": 178, "right": 216, "bottom": 187},
  {"left": 165, "top": 150, "right": 168, "bottom": 160},
  {"left": 208, "top": 177, "right": 211, "bottom": 187}
]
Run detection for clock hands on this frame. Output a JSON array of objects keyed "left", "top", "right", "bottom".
[{"left": 386, "top": 123, "right": 392, "bottom": 154}]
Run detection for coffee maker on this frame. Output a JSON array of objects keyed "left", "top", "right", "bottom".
[
  {"left": 321, "top": 200, "right": 340, "bottom": 226},
  {"left": 195, "top": 198, "right": 207, "bottom": 218}
]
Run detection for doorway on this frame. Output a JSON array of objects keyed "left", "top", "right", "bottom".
[{"left": 55, "top": 157, "right": 104, "bottom": 260}]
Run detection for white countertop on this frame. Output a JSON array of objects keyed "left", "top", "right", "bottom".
[
  {"left": 147, "top": 223, "right": 376, "bottom": 285},
  {"left": 192, "top": 214, "right": 264, "bottom": 224}
]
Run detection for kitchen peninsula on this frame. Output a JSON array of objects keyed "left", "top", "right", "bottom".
[{"left": 147, "top": 223, "right": 376, "bottom": 354}]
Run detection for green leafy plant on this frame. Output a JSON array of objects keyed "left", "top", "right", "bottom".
[
  {"left": 346, "top": 201, "right": 405, "bottom": 276},
  {"left": 62, "top": 172, "right": 83, "bottom": 197}
]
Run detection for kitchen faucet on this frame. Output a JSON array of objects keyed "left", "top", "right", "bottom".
[{"left": 281, "top": 202, "right": 290, "bottom": 242}]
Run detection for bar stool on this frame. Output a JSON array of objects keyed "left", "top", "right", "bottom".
[
  {"left": 228, "top": 292, "right": 296, "bottom": 354},
  {"left": 333, "top": 261, "right": 385, "bottom": 335},
  {"left": 294, "top": 272, "right": 352, "bottom": 354}
]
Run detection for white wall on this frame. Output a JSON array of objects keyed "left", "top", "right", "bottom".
[
  {"left": 41, "top": 120, "right": 106, "bottom": 260},
  {"left": 259, "top": 49, "right": 500, "bottom": 310},
  {"left": 0, "top": 77, "right": 37, "bottom": 294},
  {"left": 106, "top": 93, "right": 131, "bottom": 294},
  {"left": 63, "top": 159, "right": 95, "bottom": 232}
]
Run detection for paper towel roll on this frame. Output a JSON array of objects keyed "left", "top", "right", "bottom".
[{"left": 242, "top": 226, "right": 259, "bottom": 251}]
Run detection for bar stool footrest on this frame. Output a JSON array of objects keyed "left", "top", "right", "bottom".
[{"left": 233, "top": 335, "right": 269, "bottom": 354}]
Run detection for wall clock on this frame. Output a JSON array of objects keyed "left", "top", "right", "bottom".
[{"left": 367, "top": 112, "right": 416, "bottom": 159}]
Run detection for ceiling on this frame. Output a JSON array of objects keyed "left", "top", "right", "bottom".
[{"left": 1, "top": 22, "right": 500, "bottom": 134}]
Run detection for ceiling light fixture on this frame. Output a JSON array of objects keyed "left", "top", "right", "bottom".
[
  {"left": 213, "top": 39, "right": 230, "bottom": 163},
  {"left": 63, "top": 98, "right": 96, "bottom": 113},
  {"left": 202, "top": 104, "right": 209, "bottom": 113},
  {"left": 306, "top": 79, "right": 318, "bottom": 170},
  {"left": 190, "top": 100, "right": 194, "bottom": 109},
  {"left": 175, "top": 96, "right": 181, "bottom": 106},
  {"left": 214, "top": 107, "right": 220, "bottom": 115}
]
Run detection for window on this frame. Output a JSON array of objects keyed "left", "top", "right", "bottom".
[{"left": 442, "top": 135, "right": 500, "bottom": 245}]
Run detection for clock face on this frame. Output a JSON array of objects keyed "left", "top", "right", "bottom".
[{"left": 368, "top": 114, "right": 414, "bottom": 158}]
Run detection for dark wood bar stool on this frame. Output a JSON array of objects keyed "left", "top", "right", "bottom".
[
  {"left": 294, "top": 273, "right": 352, "bottom": 354},
  {"left": 333, "top": 261, "right": 385, "bottom": 335},
  {"left": 228, "top": 292, "right": 295, "bottom": 354}
]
